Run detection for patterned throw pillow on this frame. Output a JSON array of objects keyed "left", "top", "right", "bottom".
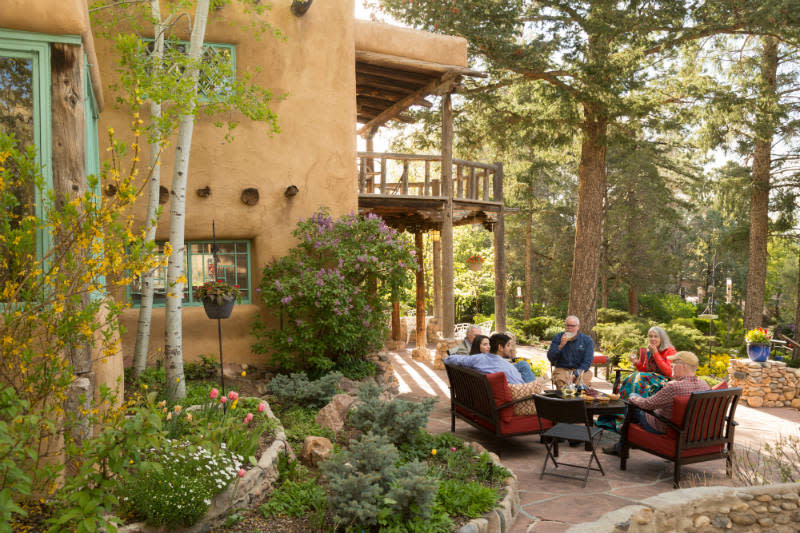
[{"left": 508, "top": 380, "right": 545, "bottom": 416}]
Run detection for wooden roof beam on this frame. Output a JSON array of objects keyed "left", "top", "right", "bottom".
[
  {"left": 356, "top": 73, "right": 423, "bottom": 93},
  {"left": 356, "top": 50, "right": 486, "bottom": 79},
  {"left": 356, "top": 61, "right": 433, "bottom": 84},
  {"left": 358, "top": 72, "right": 459, "bottom": 137}
]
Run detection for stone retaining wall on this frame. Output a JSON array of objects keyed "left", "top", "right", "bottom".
[
  {"left": 569, "top": 483, "right": 800, "bottom": 533},
  {"left": 457, "top": 443, "right": 519, "bottom": 533},
  {"left": 728, "top": 359, "right": 800, "bottom": 408}
]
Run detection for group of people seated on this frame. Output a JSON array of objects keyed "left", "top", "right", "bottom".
[
  {"left": 445, "top": 326, "right": 537, "bottom": 383},
  {"left": 443, "top": 318, "right": 710, "bottom": 455}
]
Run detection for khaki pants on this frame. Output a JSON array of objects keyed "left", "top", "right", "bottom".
[{"left": 552, "top": 367, "right": 592, "bottom": 390}]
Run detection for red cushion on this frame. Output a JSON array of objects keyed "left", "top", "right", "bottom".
[
  {"left": 626, "top": 423, "right": 723, "bottom": 458},
  {"left": 712, "top": 380, "right": 729, "bottom": 390},
  {"left": 665, "top": 395, "right": 691, "bottom": 439},
  {"left": 500, "top": 415, "right": 553, "bottom": 435},
  {"left": 592, "top": 355, "right": 609, "bottom": 364},
  {"left": 486, "top": 372, "right": 513, "bottom": 423}
]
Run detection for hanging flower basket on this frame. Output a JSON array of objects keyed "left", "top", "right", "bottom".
[
  {"left": 202, "top": 297, "right": 235, "bottom": 319},
  {"left": 465, "top": 255, "right": 485, "bottom": 271}
]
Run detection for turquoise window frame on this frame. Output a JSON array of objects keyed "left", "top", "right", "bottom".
[
  {"left": 0, "top": 29, "right": 101, "bottom": 294},
  {"left": 141, "top": 38, "right": 236, "bottom": 101},
  {"left": 128, "top": 240, "right": 253, "bottom": 307}
]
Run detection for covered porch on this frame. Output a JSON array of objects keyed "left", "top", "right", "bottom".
[{"left": 353, "top": 20, "right": 507, "bottom": 349}]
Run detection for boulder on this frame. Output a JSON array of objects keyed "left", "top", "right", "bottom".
[
  {"left": 411, "top": 347, "right": 431, "bottom": 363},
  {"left": 337, "top": 377, "right": 360, "bottom": 395},
  {"left": 315, "top": 394, "right": 356, "bottom": 432},
  {"left": 301, "top": 436, "right": 333, "bottom": 467}
]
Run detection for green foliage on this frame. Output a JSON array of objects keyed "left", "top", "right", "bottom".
[
  {"left": 335, "top": 357, "right": 377, "bottom": 381},
  {"left": 435, "top": 479, "right": 498, "bottom": 519},
  {"left": 518, "top": 316, "right": 561, "bottom": 339},
  {"left": 252, "top": 210, "right": 415, "bottom": 374},
  {"left": 594, "top": 321, "right": 648, "bottom": 365},
  {"left": 542, "top": 325, "right": 563, "bottom": 341},
  {"left": 278, "top": 406, "right": 336, "bottom": 449},
  {"left": 183, "top": 355, "right": 220, "bottom": 381},
  {"left": 642, "top": 294, "right": 697, "bottom": 322},
  {"left": 259, "top": 479, "right": 327, "bottom": 528},
  {"left": 527, "top": 359, "right": 549, "bottom": 377},
  {"left": 120, "top": 440, "right": 241, "bottom": 528},
  {"left": 266, "top": 371, "right": 342, "bottom": 409},
  {"left": 663, "top": 323, "right": 708, "bottom": 354},
  {"left": 322, "top": 433, "right": 437, "bottom": 532},
  {"left": 597, "top": 308, "right": 633, "bottom": 324},
  {"left": 348, "top": 383, "right": 436, "bottom": 447}
]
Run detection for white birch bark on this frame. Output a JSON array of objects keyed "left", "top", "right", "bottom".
[
  {"left": 131, "top": 0, "right": 165, "bottom": 379},
  {"left": 164, "top": 0, "right": 210, "bottom": 401}
]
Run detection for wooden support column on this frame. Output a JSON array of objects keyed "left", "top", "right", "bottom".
[
  {"left": 415, "top": 232, "right": 426, "bottom": 348},
  {"left": 51, "top": 42, "right": 90, "bottom": 474},
  {"left": 493, "top": 162, "right": 507, "bottom": 333},
  {"left": 365, "top": 129, "right": 376, "bottom": 193},
  {"left": 441, "top": 93, "right": 455, "bottom": 338},
  {"left": 433, "top": 233, "right": 442, "bottom": 321},
  {"left": 391, "top": 297, "right": 402, "bottom": 343}
]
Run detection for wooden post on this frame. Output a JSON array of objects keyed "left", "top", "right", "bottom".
[
  {"left": 392, "top": 298, "right": 402, "bottom": 342},
  {"left": 441, "top": 93, "right": 455, "bottom": 338},
  {"left": 493, "top": 162, "right": 507, "bottom": 333},
  {"left": 51, "top": 42, "right": 90, "bottom": 474},
  {"left": 433, "top": 234, "right": 442, "bottom": 321},
  {"left": 415, "top": 231, "right": 426, "bottom": 348},
  {"left": 366, "top": 129, "right": 375, "bottom": 193}
]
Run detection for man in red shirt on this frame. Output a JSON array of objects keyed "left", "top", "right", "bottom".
[{"left": 604, "top": 351, "right": 709, "bottom": 455}]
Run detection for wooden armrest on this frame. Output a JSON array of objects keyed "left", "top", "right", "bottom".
[
  {"left": 497, "top": 394, "right": 537, "bottom": 410},
  {"left": 623, "top": 401, "right": 681, "bottom": 432}
]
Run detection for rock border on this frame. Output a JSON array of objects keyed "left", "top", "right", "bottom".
[
  {"left": 118, "top": 400, "right": 287, "bottom": 533},
  {"left": 457, "top": 443, "right": 519, "bottom": 533},
  {"left": 566, "top": 482, "right": 800, "bottom": 533}
]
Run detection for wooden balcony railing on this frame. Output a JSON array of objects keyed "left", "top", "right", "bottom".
[{"left": 358, "top": 152, "right": 502, "bottom": 203}]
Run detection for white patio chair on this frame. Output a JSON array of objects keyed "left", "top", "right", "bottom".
[
  {"left": 476, "top": 320, "right": 493, "bottom": 336},
  {"left": 453, "top": 323, "right": 471, "bottom": 340}
]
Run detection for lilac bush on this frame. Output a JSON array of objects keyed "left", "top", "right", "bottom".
[{"left": 252, "top": 209, "right": 415, "bottom": 374}]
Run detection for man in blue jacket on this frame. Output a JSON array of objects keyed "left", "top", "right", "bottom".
[{"left": 547, "top": 315, "right": 594, "bottom": 389}]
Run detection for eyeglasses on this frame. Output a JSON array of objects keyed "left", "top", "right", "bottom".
[{"left": 564, "top": 323, "right": 579, "bottom": 327}]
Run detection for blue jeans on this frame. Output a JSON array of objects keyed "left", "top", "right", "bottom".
[
  {"left": 615, "top": 405, "right": 664, "bottom": 452},
  {"left": 514, "top": 360, "right": 536, "bottom": 383}
]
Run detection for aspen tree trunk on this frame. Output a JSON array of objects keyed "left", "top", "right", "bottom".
[
  {"left": 743, "top": 36, "right": 778, "bottom": 331},
  {"left": 568, "top": 106, "right": 607, "bottom": 338},
  {"left": 794, "top": 250, "right": 800, "bottom": 364},
  {"left": 132, "top": 0, "right": 164, "bottom": 379},
  {"left": 164, "top": 0, "right": 210, "bottom": 401}
]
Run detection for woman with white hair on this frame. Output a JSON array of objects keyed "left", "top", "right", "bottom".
[{"left": 598, "top": 326, "right": 676, "bottom": 433}]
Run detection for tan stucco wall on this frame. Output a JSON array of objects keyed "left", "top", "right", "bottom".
[
  {"left": 1, "top": 0, "right": 104, "bottom": 110},
  {"left": 354, "top": 20, "right": 467, "bottom": 67},
  {"left": 92, "top": 0, "right": 356, "bottom": 367}
]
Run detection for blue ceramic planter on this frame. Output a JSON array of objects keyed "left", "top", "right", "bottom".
[{"left": 746, "top": 343, "right": 770, "bottom": 362}]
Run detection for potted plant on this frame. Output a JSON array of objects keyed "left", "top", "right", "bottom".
[
  {"left": 196, "top": 280, "right": 241, "bottom": 319},
  {"left": 744, "top": 327, "right": 771, "bottom": 362},
  {"left": 465, "top": 254, "right": 485, "bottom": 271}
]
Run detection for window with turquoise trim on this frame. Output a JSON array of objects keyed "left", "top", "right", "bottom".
[{"left": 129, "top": 240, "right": 251, "bottom": 306}]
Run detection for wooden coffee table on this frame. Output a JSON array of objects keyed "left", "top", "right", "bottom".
[{"left": 544, "top": 390, "right": 626, "bottom": 417}]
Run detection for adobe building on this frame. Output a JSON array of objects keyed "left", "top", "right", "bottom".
[{"left": 1, "top": 0, "right": 507, "bottom": 381}]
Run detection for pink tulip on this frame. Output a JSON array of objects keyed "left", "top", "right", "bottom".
[
  {"left": 219, "top": 396, "right": 227, "bottom": 404},
  {"left": 209, "top": 388, "right": 219, "bottom": 400},
  {"left": 238, "top": 468, "right": 246, "bottom": 478},
  {"left": 257, "top": 402, "right": 266, "bottom": 413},
  {"left": 244, "top": 413, "right": 254, "bottom": 424},
  {"left": 227, "top": 391, "right": 239, "bottom": 401}
]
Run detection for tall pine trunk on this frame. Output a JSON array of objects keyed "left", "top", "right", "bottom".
[
  {"left": 131, "top": 0, "right": 164, "bottom": 379},
  {"left": 524, "top": 210, "right": 532, "bottom": 320},
  {"left": 164, "top": 0, "right": 210, "bottom": 401},
  {"left": 743, "top": 36, "right": 778, "bottom": 331},
  {"left": 568, "top": 105, "right": 607, "bottom": 336}
]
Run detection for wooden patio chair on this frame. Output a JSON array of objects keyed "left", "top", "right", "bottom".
[{"left": 619, "top": 387, "right": 742, "bottom": 488}]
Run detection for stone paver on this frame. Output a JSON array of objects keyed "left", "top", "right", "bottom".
[{"left": 389, "top": 342, "right": 800, "bottom": 531}]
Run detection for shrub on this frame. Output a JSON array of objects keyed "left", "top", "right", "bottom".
[
  {"left": 436, "top": 479, "right": 498, "bottom": 519},
  {"left": 596, "top": 308, "right": 633, "bottom": 324},
  {"left": 663, "top": 323, "right": 708, "bottom": 354},
  {"left": 266, "top": 371, "right": 342, "bottom": 409},
  {"left": 121, "top": 440, "right": 242, "bottom": 528},
  {"left": 542, "top": 325, "right": 563, "bottom": 341},
  {"left": 278, "top": 405, "right": 336, "bottom": 449},
  {"left": 594, "top": 321, "right": 648, "bottom": 364},
  {"left": 183, "top": 355, "right": 220, "bottom": 381},
  {"left": 639, "top": 293, "right": 697, "bottom": 322},
  {"left": 335, "top": 357, "right": 377, "bottom": 381},
  {"left": 348, "top": 383, "right": 436, "bottom": 447},
  {"left": 518, "top": 316, "right": 561, "bottom": 339},
  {"left": 527, "top": 358, "right": 549, "bottom": 377},
  {"left": 252, "top": 210, "right": 415, "bottom": 374},
  {"left": 322, "top": 433, "right": 437, "bottom": 532}
]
